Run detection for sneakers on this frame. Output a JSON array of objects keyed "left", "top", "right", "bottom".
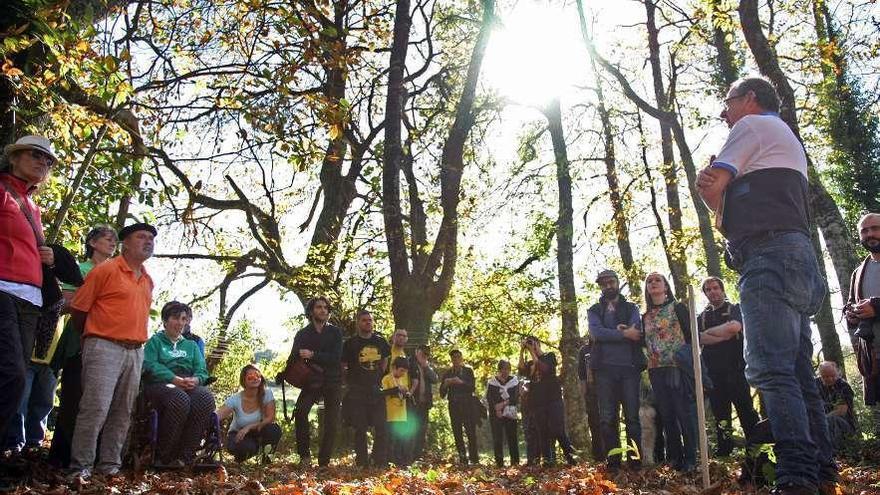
[{"left": 65, "top": 468, "right": 91, "bottom": 482}]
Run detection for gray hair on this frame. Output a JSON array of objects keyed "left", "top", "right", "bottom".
[{"left": 731, "top": 77, "right": 780, "bottom": 113}]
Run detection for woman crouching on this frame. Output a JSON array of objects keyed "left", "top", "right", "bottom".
[{"left": 217, "top": 364, "right": 281, "bottom": 463}]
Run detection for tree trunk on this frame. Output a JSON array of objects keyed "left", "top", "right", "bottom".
[
  {"left": 591, "top": 59, "right": 640, "bottom": 296},
  {"left": 708, "top": 0, "right": 741, "bottom": 94},
  {"left": 577, "top": 0, "right": 721, "bottom": 281},
  {"left": 738, "top": 0, "right": 859, "bottom": 300},
  {"left": 638, "top": 111, "right": 674, "bottom": 299},
  {"left": 810, "top": 230, "right": 845, "bottom": 372},
  {"left": 737, "top": 0, "right": 848, "bottom": 366},
  {"left": 644, "top": 0, "right": 688, "bottom": 299},
  {"left": 382, "top": 0, "right": 414, "bottom": 334},
  {"left": 811, "top": 0, "right": 880, "bottom": 224},
  {"left": 302, "top": 0, "right": 362, "bottom": 298},
  {"left": 542, "top": 98, "right": 588, "bottom": 450},
  {"left": 382, "top": 0, "right": 495, "bottom": 347}
]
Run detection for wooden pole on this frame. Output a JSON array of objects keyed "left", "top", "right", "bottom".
[{"left": 688, "top": 285, "right": 710, "bottom": 489}]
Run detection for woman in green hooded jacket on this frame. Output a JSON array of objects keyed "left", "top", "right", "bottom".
[{"left": 142, "top": 301, "right": 214, "bottom": 466}]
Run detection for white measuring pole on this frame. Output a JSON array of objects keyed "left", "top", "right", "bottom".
[{"left": 688, "top": 285, "right": 710, "bottom": 489}]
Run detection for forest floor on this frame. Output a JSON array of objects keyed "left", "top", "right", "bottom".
[{"left": 5, "top": 449, "right": 880, "bottom": 495}]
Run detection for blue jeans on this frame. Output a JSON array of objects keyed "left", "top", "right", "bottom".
[
  {"left": 649, "top": 366, "right": 697, "bottom": 469},
  {"left": 4, "top": 362, "right": 57, "bottom": 450},
  {"left": 595, "top": 365, "right": 641, "bottom": 464},
  {"left": 734, "top": 231, "right": 836, "bottom": 488}
]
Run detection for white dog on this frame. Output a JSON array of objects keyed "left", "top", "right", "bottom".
[{"left": 639, "top": 402, "right": 658, "bottom": 466}]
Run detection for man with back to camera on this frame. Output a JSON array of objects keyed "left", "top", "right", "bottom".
[
  {"left": 439, "top": 349, "right": 478, "bottom": 465},
  {"left": 409, "top": 344, "right": 438, "bottom": 460},
  {"left": 697, "top": 76, "right": 837, "bottom": 495}
]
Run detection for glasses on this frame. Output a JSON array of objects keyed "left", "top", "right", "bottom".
[
  {"left": 722, "top": 93, "right": 748, "bottom": 110},
  {"left": 28, "top": 149, "right": 56, "bottom": 166},
  {"left": 245, "top": 371, "right": 262, "bottom": 379}
]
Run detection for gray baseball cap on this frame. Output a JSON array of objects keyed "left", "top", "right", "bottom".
[{"left": 595, "top": 269, "right": 618, "bottom": 283}]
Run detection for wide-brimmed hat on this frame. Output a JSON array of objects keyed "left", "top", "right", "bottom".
[{"left": 3, "top": 135, "right": 59, "bottom": 163}]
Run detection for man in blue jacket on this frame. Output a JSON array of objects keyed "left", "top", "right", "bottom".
[{"left": 587, "top": 269, "right": 644, "bottom": 470}]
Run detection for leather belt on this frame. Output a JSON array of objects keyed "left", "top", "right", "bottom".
[{"left": 89, "top": 335, "right": 144, "bottom": 350}]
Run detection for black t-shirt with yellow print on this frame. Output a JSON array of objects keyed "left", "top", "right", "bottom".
[{"left": 342, "top": 333, "right": 391, "bottom": 393}]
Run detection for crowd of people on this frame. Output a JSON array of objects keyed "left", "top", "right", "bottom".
[{"left": 1, "top": 77, "right": 879, "bottom": 495}]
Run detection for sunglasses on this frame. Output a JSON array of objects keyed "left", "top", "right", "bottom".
[{"left": 28, "top": 149, "right": 56, "bottom": 166}]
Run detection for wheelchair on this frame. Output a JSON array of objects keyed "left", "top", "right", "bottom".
[{"left": 126, "top": 379, "right": 223, "bottom": 471}]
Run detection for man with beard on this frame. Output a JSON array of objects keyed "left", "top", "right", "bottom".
[
  {"left": 586, "top": 269, "right": 643, "bottom": 470},
  {"left": 342, "top": 310, "right": 390, "bottom": 467},
  {"left": 289, "top": 296, "right": 343, "bottom": 467},
  {"left": 845, "top": 212, "right": 880, "bottom": 437},
  {"left": 697, "top": 276, "right": 759, "bottom": 456}
]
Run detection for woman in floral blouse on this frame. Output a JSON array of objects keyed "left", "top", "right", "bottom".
[{"left": 642, "top": 272, "right": 698, "bottom": 472}]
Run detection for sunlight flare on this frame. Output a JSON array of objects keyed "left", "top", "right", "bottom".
[{"left": 484, "top": 1, "right": 588, "bottom": 106}]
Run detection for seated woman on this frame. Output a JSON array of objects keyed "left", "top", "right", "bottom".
[
  {"left": 217, "top": 364, "right": 281, "bottom": 463},
  {"left": 142, "top": 301, "right": 215, "bottom": 466}
]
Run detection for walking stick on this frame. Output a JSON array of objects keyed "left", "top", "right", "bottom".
[{"left": 688, "top": 285, "right": 710, "bottom": 489}]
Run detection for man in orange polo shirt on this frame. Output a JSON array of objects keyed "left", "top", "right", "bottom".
[{"left": 67, "top": 223, "right": 156, "bottom": 479}]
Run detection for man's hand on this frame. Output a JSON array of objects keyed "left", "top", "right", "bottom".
[
  {"left": 853, "top": 299, "right": 877, "bottom": 319},
  {"left": 38, "top": 246, "right": 54, "bottom": 266},
  {"left": 299, "top": 349, "right": 315, "bottom": 359},
  {"left": 697, "top": 155, "right": 732, "bottom": 212},
  {"left": 696, "top": 155, "right": 718, "bottom": 190},
  {"left": 416, "top": 349, "right": 429, "bottom": 366},
  {"left": 619, "top": 325, "right": 641, "bottom": 342}
]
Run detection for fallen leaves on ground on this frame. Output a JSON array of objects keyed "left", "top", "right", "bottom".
[{"left": 7, "top": 458, "right": 880, "bottom": 495}]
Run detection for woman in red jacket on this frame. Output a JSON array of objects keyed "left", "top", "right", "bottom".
[{"left": 0, "top": 135, "right": 58, "bottom": 447}]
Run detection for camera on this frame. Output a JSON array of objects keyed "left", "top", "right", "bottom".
[
  {"left": 846, "top": 302, "right": 876, "bottom": 342},
  {"left": 854, "top": 319, "right": 875, "bottom": 342}
]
